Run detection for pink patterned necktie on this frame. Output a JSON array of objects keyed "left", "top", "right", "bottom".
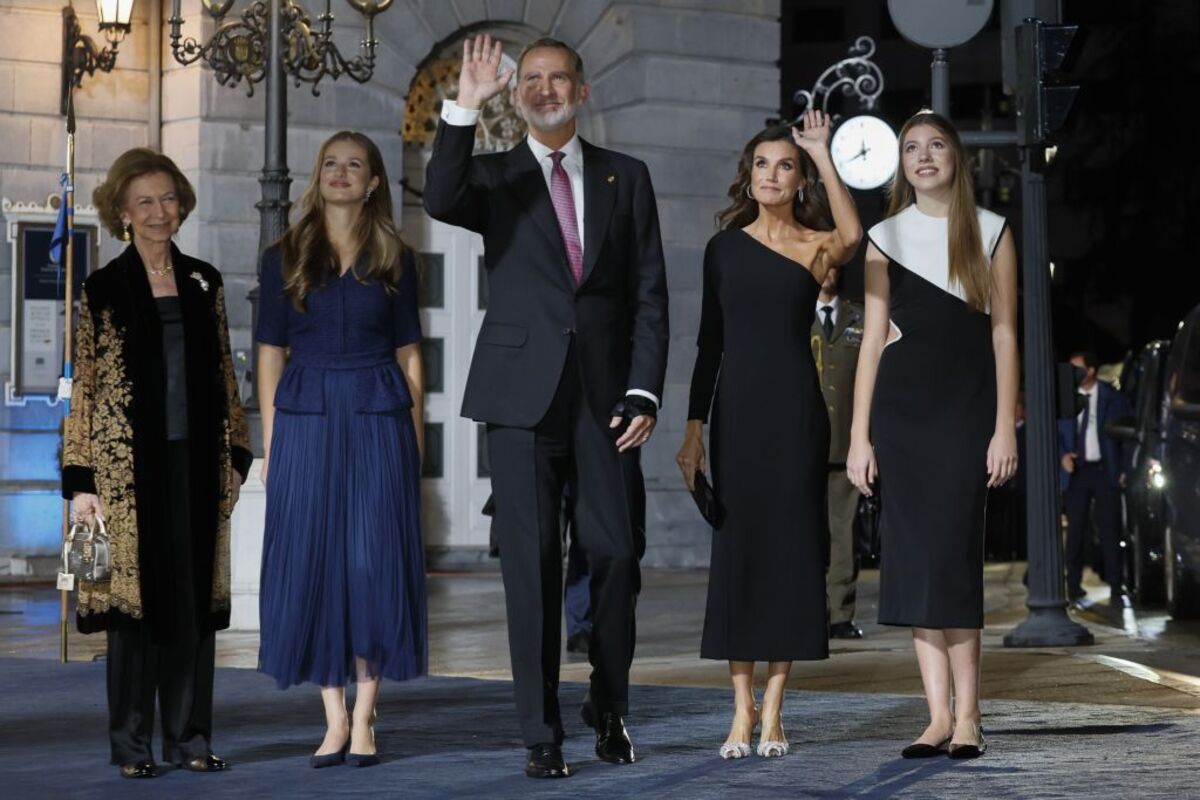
[{"left": 549, "top": 151, "right": 584, "bottom": 285}]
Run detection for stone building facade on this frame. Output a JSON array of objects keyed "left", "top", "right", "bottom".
[{"left": 0, "top": 0, "right": 781, "bottom": 570}]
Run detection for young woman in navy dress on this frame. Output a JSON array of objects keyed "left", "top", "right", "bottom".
[
  {"left": 847, "top": 112, "right": 1019, "bottom": 759},
  {"left": 256, "top": 131, "right": 427, "bottom": 768}
]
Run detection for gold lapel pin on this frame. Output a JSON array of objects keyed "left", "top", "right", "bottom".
[{"left": 607, "top": 175, "right": 615, "bottom": 184}]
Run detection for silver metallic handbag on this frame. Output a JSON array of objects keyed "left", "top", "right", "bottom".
[{"left": 58, "top": 517, "right": 110, "bottom": 590}]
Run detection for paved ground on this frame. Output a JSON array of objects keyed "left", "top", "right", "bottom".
[
  {"left": 4, "top": 563, "right": 1200, "bottom": 798},
  {"left": 6, "top": 563, "right": 1199, "bottom": 711}
]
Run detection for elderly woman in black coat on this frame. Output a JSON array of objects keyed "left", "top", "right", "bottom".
[{"left": 62, "top": 148, "right": 252, "bottom": 779}]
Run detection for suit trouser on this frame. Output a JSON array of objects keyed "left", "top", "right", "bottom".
[
  {"left": 826, "top": 467, "right": 860, "bottom": 625},
  {"left": 106, "top": 437, "right": 216, "bottom": 765},
  {"left": 1064, "top": 462, "right": 1123, "bottom": 593},
  {"left": 487, "top": 345, "right": 639, "bottom": 747}
]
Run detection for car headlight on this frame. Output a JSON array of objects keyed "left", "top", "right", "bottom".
[{"left": 1148, "top": 459, "right": 1166, "bottom": 490}]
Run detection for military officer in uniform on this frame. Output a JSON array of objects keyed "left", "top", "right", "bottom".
[{"left": 810, "top": 266, "right": 865, "bottom": 639}]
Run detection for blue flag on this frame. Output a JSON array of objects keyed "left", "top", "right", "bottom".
[{"left": 48, "top": 173, "right": 70, "bottom": 265}]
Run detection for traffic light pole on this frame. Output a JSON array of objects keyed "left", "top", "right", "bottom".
[{"left": 1004, "top": 146, "right": 1093, "bottom": 647}]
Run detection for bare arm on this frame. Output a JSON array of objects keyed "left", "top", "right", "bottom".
[
  {"left": 793, "top": 110, "right": 862, "bottom": 267},
  {"left": 987, "top": 227, "right": 1020, "bottom": 486},
  {"left": 256, "top": 344, "right": 287, "bottom": 484},
  {"left": 396, "top": 343, "right": 425, "bottom": 461},
  {"left": 846, "top": 241, "right": 890, "bottom": 495}
]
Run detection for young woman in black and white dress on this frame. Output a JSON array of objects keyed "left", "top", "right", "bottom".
[{"left": 847, "top": 112, "right": 1018, "bottom": 759}]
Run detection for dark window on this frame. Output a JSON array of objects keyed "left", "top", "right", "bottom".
[
  {"left": 794, "top": 7, "right": 844, "bottom": 43},
  {"left": 421, "top": 338, "right": 444, "bottom": 394},
  {"left": 422, "top": 422, "right": 444, "bottom": 478},
  {"left": 879, "top": 7, "right": 901, "bottom": 40},
  {"left": 477, "top": 254, "right": 488, "bottom": 310},
  {"left": 477, "top": 423, "right": 490, "bottom": 478},
  {"left": 419, "top": 252, "right": 444, "bottom": 308}
]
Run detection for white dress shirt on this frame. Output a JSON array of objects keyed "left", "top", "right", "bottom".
[
  {"left": 441, "top": 101, "right": 585, "bottom": 249},
  {"left": 1078, "top": 384, "right": 1101, "bottom": 461},
  {"left": 440, "top": 100, "right": 658, "bottom": 410},
  {"left": 815, "top": 295, "right": 840, "bottom": 331}
]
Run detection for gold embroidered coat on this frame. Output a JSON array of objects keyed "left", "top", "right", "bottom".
[{"left": 62, "top": 244, "right": 252, "bottom": 638}]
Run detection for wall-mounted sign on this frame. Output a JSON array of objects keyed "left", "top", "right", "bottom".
[{"left": 3, "top": 197, "right": 100, "bottom": 398}]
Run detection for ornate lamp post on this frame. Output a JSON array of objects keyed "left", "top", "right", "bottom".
[
  {"left": 61, "top": 0, "right": 137, "bottom": 115},
  {"left": 167, "top": 0, "right": 393, "bottom": 412},
  {"left": 791, "top": 36, "right": 885, "bottom": 118}
]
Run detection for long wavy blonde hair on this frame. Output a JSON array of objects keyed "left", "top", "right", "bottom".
[
  {"left": 279, "top": 131, "right": 406, "bottom": 310},
  {"left": 887, "top": 112, "right": 990, "bottom": 312}
]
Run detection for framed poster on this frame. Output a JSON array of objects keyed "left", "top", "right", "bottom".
[{"left": 4, "top": 197, "right": 100, "bottom": 398}]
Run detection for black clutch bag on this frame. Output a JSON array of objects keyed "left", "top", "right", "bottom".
[{"left": 691, "top": 470, "right": 723, "bottom": 527}]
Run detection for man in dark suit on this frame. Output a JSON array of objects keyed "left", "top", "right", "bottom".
[
  {"left": 810, "top": 267, "right": 865, "bottom": 639},
  {"left": 1058, "top": 351, "right": 1133, "bottom": 603},
  {"left": 424, "top": 35, "right": 668, "bottom": 779}
]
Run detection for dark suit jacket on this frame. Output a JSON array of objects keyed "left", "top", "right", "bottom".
[
  {"left": 810, "top": 300, "right": 864, "bottom": 465},
  {"left": 423, "top": 122, "right": 669, "bottom": 429},
  {"left": 1057, "top": 380, "right": 1133, "bottom": 490}
]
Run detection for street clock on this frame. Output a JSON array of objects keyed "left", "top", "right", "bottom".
[{"left": 830, "top": 115, "right": 899, "bottom": 190}]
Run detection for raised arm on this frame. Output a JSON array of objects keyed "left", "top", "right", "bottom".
[
  {"left": 846, "top": 241, "right": 890, "bottom": 496},
  {"left": 423, "top": 35, "right": 511, "bottom": 232},
  {"left": 986, "top": 227, "right": 1019, "bottom": 488},
  {"left": 793, "top": 110, "right": 862, "bottom": 267}
]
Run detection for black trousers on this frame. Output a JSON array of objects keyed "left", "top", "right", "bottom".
[
  {"left": 1065, "top": 461, "right": 1123, "bottom": 593},
  {"left": 106, "top": 438, "right": 216, "bottom": 765},
  {"left": 106, "top": 625, "right": 215, "bottom": 764},
  {"left": 487, "top": 344, "right": 640, "bottom": 747}
]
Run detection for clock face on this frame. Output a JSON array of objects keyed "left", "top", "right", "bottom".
[{"left": 830, "top": 115, "right": 900, "bottom": 191}]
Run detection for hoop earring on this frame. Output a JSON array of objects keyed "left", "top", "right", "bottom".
[
  {"left": 797, "top": 188, "right": 805, "bottom": 204},
  {"left": 122, "top": 222, "right": 131, "bottom": 241},
  {"left": 745, "top": 185, "right": 754, "bottom": 201}
]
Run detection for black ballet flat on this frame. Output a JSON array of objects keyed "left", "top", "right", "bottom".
[
  {"left": 119, "top": 760, "right": 158, "bottom": 779},
  {"left": 901, "top": 737, "right": 950, "bottom": 759},
  {"left": 346, "top": 751, "right": 381, "bottom": 768},
  {"left": 309, "top": 744, "right": 347, "bottom": 769},
  {"left": 948, "top": 724, "right": 986, "bottom": 760},
  {"left": 185, "top": 753, "right": 228, "bottom": 772}
]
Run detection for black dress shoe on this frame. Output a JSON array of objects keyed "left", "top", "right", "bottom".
[
  {"left": 829, "top": 621, "right": 864, "bottom": 640},
  {"left": 347, "top": 752, "right": 381, "bottom": 768},
  {"left": 901, "top": 738, "right": 950, "bottom": 759},
  {"left": 119, "top": 761, "right": 158, "bottom": 779},
  {"left": 566, "top": 630, "right": 591, "bottom": 654},
  {"left": 185, "top": 754, "right": 228, "bottom": 772},
  {"left": 525, "top": 743, "right": 570, "bottom": 778},
  {"left": 595, "top": 713, "right": 636, "bottom": 764}
]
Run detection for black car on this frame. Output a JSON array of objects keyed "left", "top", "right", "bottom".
[
  {"left": 1113, "top": 340, "right": 1173, "bottom": 605},
  {"left": 1160, "top": 303, "right": 1200, "bottom": 618}
]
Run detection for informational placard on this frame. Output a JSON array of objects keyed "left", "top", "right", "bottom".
[{"left": 4, "top": 197, "right": 99, "bottom": 400}]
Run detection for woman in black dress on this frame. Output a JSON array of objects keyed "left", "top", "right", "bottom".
[
  {"left": 847, "top": 112, "right": 1018, "bottom": 759},
  {"left": 677, "top": 112, "right": 861, "bottom": 759}
]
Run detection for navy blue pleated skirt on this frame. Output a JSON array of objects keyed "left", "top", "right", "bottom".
[{"left": 258, "top": 362, "right": 427, "bottom": 688}]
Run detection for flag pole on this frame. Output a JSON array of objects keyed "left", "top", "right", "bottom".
[{"left": 60, "top": 88, "right": 77, "bottom": 665}]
